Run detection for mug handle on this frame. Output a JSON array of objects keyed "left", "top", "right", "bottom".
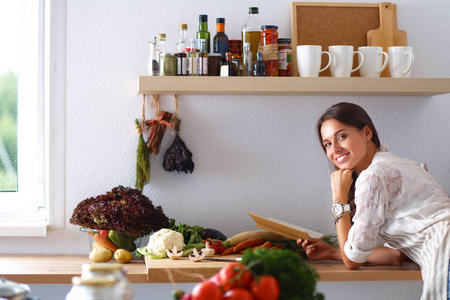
[
  {"left": 378, "top": 51, "right": 389, "bottom": 74},
  {"left": 351, "top": 51, "right": 364, "bottom": 72},
  {"left": 319, "top": 51, "right": 332, "bottom": 72},
  {"left": 404, "top": 52, "right": 415, "bottom": 74}
]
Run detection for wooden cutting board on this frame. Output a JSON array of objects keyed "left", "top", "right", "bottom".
[{"left": 367, "top": 2, "right": 408, "bottom": 77}]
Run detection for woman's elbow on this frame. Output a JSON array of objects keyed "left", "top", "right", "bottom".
[{"left": 344, "top": 260, "right": 363, "bottom": 270}]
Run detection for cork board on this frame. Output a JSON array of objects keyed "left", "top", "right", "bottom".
[{"left": 291, "top": 2, "right": 381, "bottom": 77}]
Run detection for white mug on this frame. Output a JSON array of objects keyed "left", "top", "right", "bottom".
[
  {"left": 388, "top": 46, "right": 414, "bottom": 78},
  {"left": 296, "top": 45, "right": 331, "bottom": 77},
  {"left": 358, "top": 46, "right": 389, "bottom": 78},
  {"left": 329, "top": 45, "right": 363, "bottom": 77}
]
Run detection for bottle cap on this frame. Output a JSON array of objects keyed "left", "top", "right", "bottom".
[
  {"left": 179, "top": 24, "right": 187, "bottom": 30},
  {"left": 216, "top": 18, "right": 225, "bottom": 24},
  {"left": 249, "top": 7, "right": 259, "bottom": 14},
  {"left": 278, "top": 38, "right": 291, "bottom": 44},
  {"left": 157, "top": 33, "right": 166, "bottom": 41},
  {"left": 199, "top": 14, "right": 208, "bottom": 22},
  {"left": 261, "top": 25, "right": 278, "bottom": 30}
]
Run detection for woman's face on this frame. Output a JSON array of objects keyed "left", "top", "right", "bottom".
[{"left": 320, "top": 119, "right": 373, "bottom": 173}]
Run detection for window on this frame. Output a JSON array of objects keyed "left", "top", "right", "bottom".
[{"left": 0, "top": 0, "right": 66, "bottom": 237}]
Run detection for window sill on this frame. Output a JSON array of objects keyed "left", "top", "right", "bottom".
[{"left": 0, "top": 222, "right": 47, "bottom": 237}]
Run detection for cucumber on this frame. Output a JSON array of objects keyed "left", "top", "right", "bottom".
[{"left": 108, "top": 230, "right": 137, "bottom": 252}]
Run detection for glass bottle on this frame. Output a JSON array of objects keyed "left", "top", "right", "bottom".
[
  {"left": 277, "top": 38, "right": 292, "bottom": 76},
  {"left": 260, "top": 25, "right": 278, "bottom": 76},
  {"left": 213, "top": 18, "right": 228, "bottom": 61},
  {"left": 157, "top": 33, "right": 166, "bottom": 55},
  {"left": 243, "top": 42, "right": 252, "bottom": 76},
  {"left": 198, "top": 39, "right": 208, "bottom": 76},
  {"left": 147, "top": 37, "right": 159, "bottom": 76},
  {"left": 241, "top": 7, "right": 262, "bottom": 63},
  {"left": 220, "top": 52, "right": 238, "bottom": 76},
  {"left": 176, "top": 24, "right": 188, "bottom": 53},
  {"left": 253, "top": 52, "right": 266, "bottom": 76},
  {"left": 188, "top": 38, "right": 199, "bottom": 76},
  {"left": 196, "top": 14, "right": 210, "bottom": 53}
]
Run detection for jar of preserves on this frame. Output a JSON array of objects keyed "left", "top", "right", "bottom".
[
  {"left": 228, "top": 40, "right": 242, "bottom": 57},
  {"left": 277, "top": 38, "right": 292, "bottom": 76},
  {"left": 81, "top": 263, "right": 134, "bottom": 300},
  {"left": 208, "top": 53, "right": 222, "bottom": 76},
  {"left": 66, "top": 276, "right": 122, "bottom": 300},
  {"left": 260, "top": 25, "right": 278, "bottom": 76},
  {"left": 160, "top": 53, "right": 177, "bottom": 76}
]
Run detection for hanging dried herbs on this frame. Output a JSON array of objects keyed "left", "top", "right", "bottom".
[
  {"left": 163, "top": 119, "right": 194, "bottom": 174},
  {"left": 145, "top": 110, "right": 172, "bottom": 156},
  {"left": 135, "top": 119, "right": 150, "bottom": 191}
]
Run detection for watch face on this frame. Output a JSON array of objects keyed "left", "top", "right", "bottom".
[{"left": 332, "top": 204, "right": 344, "bottom": 215}]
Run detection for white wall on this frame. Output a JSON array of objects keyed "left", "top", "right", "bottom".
[{"left": 1, "top": 0, "right": 449, "bottom": 298}]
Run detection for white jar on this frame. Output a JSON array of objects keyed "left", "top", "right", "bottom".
[{"left": 66, "top": 276, "right": 122, "bottom": 300}]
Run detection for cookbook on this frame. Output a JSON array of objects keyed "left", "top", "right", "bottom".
[{"left": 248, "top": 212, "right": 324, "bottom": 241}]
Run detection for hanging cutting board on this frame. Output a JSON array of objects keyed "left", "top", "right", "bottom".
[{"left": 367, "top": 2, "right": 408, "bottom": 77}]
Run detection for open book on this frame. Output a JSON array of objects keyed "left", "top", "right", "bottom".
[{"left": 248, "top": 212, "right": 324, "bottom": 241}]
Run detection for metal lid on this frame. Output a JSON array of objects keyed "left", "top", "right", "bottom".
[
  {"left": 157, "top": 33, "right": 166, "bottom": 41},
  {"left": 216, "top": 18, "right": 225, "bottom": 23},
  {"left": 160, "top": 53, "right": 177, "bottom": 57},
  {"left": 278, "top": 38, "right": 291, "bottom": 44},
  {"left": 199, "top": 14, "right": 207, "bottom": 22},
  {"left": 208, "top": 53, "right": 223, "bottom": 57},
  {"left": 249, "top": 7, "right": 259, "bottom": 14},
  {"left": 261, "top": 25, "right": 278, "bottom": 30},
  {"left": 179, "top": 24, "right": 187, "bottom": 30}
]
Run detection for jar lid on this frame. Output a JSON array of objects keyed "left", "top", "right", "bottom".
[
  {"left": 179, "top": 24, "right": 187, "bottom": 30},
  {"left": 157, "top": 33, "right": 166, "bottom": 40},
  {"left": 278, "top": 38, "right": 291, "bottom": 44},
  {"left": 82, "top": 263, "right": 122, "bottom": 272},
  {"left": 72, "top": 276, "right": 117, "bottom": 286},
  {"left": 199, "top": 14, "right": 207, "bottom": 22},
  {"left": 161, "top": 53, "right": 177, "bottom": 57},
  {"left": 216, "top": 18, "right": 225, "bottom": 24},
  {"left": 249, "top": 7, "right": 259, "bottom": 14},
  {"left": 208, "top": 53, "right": 222, "bottom": 57},
  {"left": 261, "top": 25, "right": 278, "bottom": 30}
]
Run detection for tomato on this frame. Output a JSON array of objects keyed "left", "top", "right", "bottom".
[
  {"left": 223, "top": 288, "right": 254, "bottom": 300},
  {"left": 250, "top": 275, "right": 280, "bottom": 300},
  {"left": 217, "top": 245, "right": 227, "bottom": 255},
  {"left": 192, "top": 281, "right": 222, "bottom": 300},
  {"left": 99, "top": 229, "right": 109, "bottom": 238},
  {"left": 207, "top": 273, "right": 222, "bottom": 288},
  {"left": 219, "top": 263, "right": 252, "bottom": 291}
]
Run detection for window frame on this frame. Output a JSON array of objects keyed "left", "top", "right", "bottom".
[{"left": 0, "top": 0, "right": 66, "bottom": 237}]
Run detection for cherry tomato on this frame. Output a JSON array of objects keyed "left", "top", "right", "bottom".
[
  {"left": 250, "top": 275, "right": 280, "bottom": 300},
  {"left": 99, "top": 229, "right": 109, "bottom": 238},
  {"left": 219, "top": 263, "right": 252, "bottom": 291},
  {"left": 192, "top": 281, "right": 222, "bottom": 300},
  {"left": 224, "top": 288, "right": 254, "bottom": 300},
  {"left": 181, "top": 293, "right": 192, "bottom": 300},
  {"left": 217, "top": 245, "right": 227, "bottom": 255}
]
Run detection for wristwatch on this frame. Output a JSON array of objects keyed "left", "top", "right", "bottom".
[{"left": 332, "top": 202, "right": 351, "bottom": 224}]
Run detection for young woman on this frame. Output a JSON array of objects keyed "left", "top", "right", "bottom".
[{"left": 299, "top": 102, "right": 450, "bottom": 299}]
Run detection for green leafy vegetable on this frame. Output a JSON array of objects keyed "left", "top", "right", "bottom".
[
  {"left": 168, "top": 218, "right": 204, "bottom": 244},
  {"left": 241, "top": 248, "right": 324, "bottom": 300}
]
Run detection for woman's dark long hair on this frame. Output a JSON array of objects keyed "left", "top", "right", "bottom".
[{"left": 317, "top": 102, "right": 381, "bottom": 220}]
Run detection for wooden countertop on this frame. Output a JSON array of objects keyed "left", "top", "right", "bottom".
[{"left": 0, "top": 255, "right": 421, "bottom": 284}]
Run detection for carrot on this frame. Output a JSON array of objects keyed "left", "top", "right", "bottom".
[
  {"left": 221, "top": 247, "right": 236, "bottom": 256},
  {"left": 233, "top": 237, "right": 265, "bottom": 253},
  {"left": 269, "top": 243, "right": 284, "bottom": 250},
  {"left": 89, "top": 232, "right": 119, "bottom": 252}
]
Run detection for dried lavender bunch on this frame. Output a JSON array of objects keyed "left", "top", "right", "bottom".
[{"left": 70, "top": 185, "right": 169, "bottom": 238}]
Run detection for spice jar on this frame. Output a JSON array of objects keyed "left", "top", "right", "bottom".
[
  {"left": 160, "top": 53, "right": 177, "bottom": 76},
  {"left": 277, "top": 38, "right": 292, "bottom": 76},
  {"left": 208, "top": 53, "right": 222, "bottom": 76},
  {"left": 260, "top": 25, "right": 278, "bottom": 76},
  {"left": 66, "top": 276, "right": 123, "bottom": 300}
]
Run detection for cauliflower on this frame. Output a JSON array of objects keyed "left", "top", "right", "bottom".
[{"left": 146, "top": 228, "right": 186, "bottom": 256}]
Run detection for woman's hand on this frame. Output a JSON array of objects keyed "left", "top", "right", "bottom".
[
  {"left": 331, "top": 169, "right": 354, "bottom": 202},
  {"left": 297, "top": 238, "right": 341, "bottom": 261}
]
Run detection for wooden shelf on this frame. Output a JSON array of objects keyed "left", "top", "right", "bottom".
[{"left": 137, "top": 76, "right": 450, "bottom": 96}]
